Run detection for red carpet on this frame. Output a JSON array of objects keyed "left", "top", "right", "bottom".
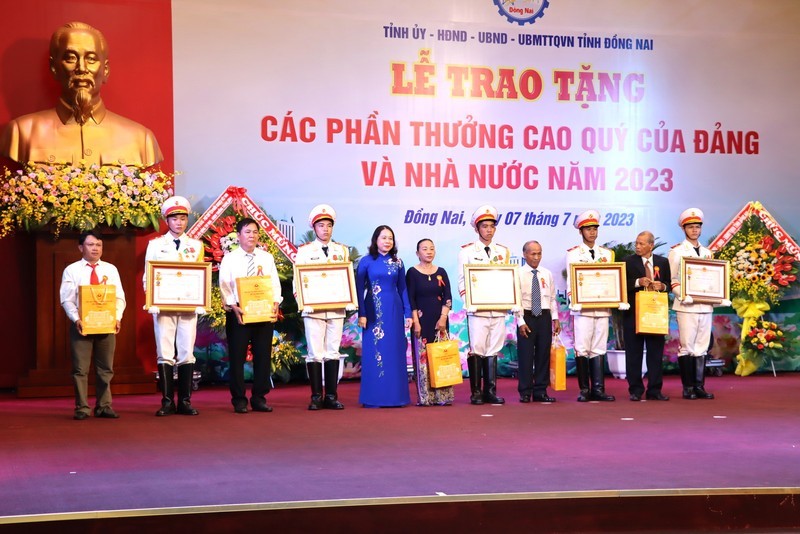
[{"left": 1, "top": 373, "right": 799, "bottom": 530}]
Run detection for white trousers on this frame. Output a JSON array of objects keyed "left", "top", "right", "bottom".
[
  {"left": 573, "top": 315, "right": 609, "bottom": 358},
  {"left": 676, "top": 311, "right": 712, "bottom": 357},
  {"left": 303, "top": 316, "right": 344, "bottom": 362},
  {"left": 467, "top": 315, "right": 506, "bottom": 357},
  {"left": 154, "top": 313, "right": 197, "bottom": 366}
]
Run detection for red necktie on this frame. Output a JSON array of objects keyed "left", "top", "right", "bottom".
[{"left": 89, "top": 263, "right": 100, "bottom": 285}]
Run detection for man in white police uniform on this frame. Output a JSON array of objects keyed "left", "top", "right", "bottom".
[
  {"left": 566, "top": 209, "right": 621, "bottom": 402},
  {"left": 668, "top": 207, "right": 730, "bottom": 400},
  {"left": 295, "top": 204, "right": 355, "bottom": 410},
  {"left": 144, "top": 195, "right": 205, "bottom": 416},
  {"left": 458, "top": 205, "right": 511, "bottom": 405}
]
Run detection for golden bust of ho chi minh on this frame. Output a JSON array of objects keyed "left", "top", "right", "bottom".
[{"left": 0, "top": 22, "right": 163, "bottom": 167}]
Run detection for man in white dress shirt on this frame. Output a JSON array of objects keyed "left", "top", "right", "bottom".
[
  {"left": 295, "top": 204, "right": 353, "bottom": 410},
  {"left": 60, "top": 230, "right": 126, "bottom": 419},
  {"left": 668, "top": 208, "right": 729, "bottom": 400},
  {"left": 566, "top": 209, "right": 617, "bottom": 402},
  {"left": 144, "top": 195, "right": 204, "bottom": 416},
  {"left": 516, "top": 241, "right": 561, "bottom": 403},
  {"left": 458, "top": 205, "right": 511, "bottom": 405},
  {"left": 219, "top": 218, "right": 283, "bottom": 413}
]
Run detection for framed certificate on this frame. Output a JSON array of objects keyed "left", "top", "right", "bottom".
[
  {"left": 463, "top": 264, "right": 521, "bottom": 311},
  {"left": 145, "top": 261, "right": 212, "bottom": 312},
  {"left": 681, "top": 257, "right": 730, "bottom": 303},
  {"left": 569, "top": 262, "right": 627, "bottom": 309},
  {"left": 294, "top": 262, "right": 357, "bottom": 310}
]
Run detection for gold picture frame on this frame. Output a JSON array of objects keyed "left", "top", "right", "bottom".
[
  {"left": 569, "top": 262, "right": 628, "bottom": 309},
  {"left": 294, "top": 262, "right": 357, "bottom": 310},
  {"left": 681, "top": 257, "right": 730, "bottom": 303},
  {"left": 145, "top": 261, "right": 212, "bottom": 312},
  {"left": 463, "top": 264, "right": 522, "bottom": 311}
]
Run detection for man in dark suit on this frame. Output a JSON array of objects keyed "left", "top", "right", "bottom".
[{"left": 622, "top": 231, "right": 671, "bottom": 401}]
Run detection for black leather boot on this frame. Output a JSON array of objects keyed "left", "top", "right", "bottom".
[
  {"left": 482, "top": 356, "right": 505, "bottom": 404},
  {"left": 575, "top": 356, "right": 591, "bottom": 402},
  {"left": 323, "top": 359, "right": 345, "bottom": 410},
  {"left": 678, "top": 356, "right": 697, "bottom": 399},
  {"left": 694, "top": 356, "right": 715, "bottom": 399},
  {"left": 467, "top": 355, "right": 484, "bottom": 405},
  {"left": 155, "top": 363, "right": 176, "bottom": 416},
  {"left": 176, "top": 364, "right": 199, "bottom": 415},
  {"left": 589, "top": 356, "right": 615, "bottom": 401},
  {"left": 307, "top": 361, "right": 323, "bottom": 411}
]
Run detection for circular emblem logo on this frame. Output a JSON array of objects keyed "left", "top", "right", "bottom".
[{"left": 493, "top": 0, "right": 550, "bottom": 26}]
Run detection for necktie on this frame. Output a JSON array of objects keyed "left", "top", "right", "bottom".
[
  {"left": 322, "top": 245, "right": 329, "bottom": 257},
  {"left": 644, "top": 259, "right": 653, "bottom": 280},
  {"left": 484, "top": 246, "right": 491, "bottom": 258},
  {"left": 693, "top": 246, "right": 701, "bottom": 256},
  {"left": 89, "top": 263, "right": 100, "bottom": 285},
  {"left": 174, "top": 239, "right": 180, "bottom": 250},
  {"left": 246, "top": 253, "right": 255, "bottom": 277},
  {"left": 530, "top": 269, "right": 542, "bottom": 316},
  {"left": 589, "top": 248, "right": 595, "bottom": 260}
]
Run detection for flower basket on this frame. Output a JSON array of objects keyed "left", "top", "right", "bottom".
[{"left": 1, "top": 162, "right": 173, "bottom": 238}]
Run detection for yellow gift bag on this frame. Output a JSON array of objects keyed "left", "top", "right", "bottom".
[
  {"left": 549, "top": 334, "right": 567, "bottom": 391},
  {"left": 78, "top": 284, "right": 117, "bottom": 335},
  {"left": 426, "top": 333, "right": 463, "bottom": 388},
  {"left": 635, "top": 289, "right": 669, "bottom": 335}
]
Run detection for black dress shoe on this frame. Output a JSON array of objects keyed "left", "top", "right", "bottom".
[
  {"left": 645, "top": 392, "right": 670, "bottom": 401},
  {"left": 234, "top": 405, "right": 248, "bottom": 414},
  {"left": 94, "top": 407, "right": 120, "bottom": 418},
  {"left": 629, "top": 393, "right": 642, "bottom": 401},
  {"left": 519, "top": 395, "right": 531, "bottom": 403},
  {"left": 74, "top": 411, "right": 89, "bottom": 420},
  {"left": 250, "top": 401, "right": 273, "bottom": 413},
  {"left": 532, "top": 394, "right": 556, "bottom": 403}
]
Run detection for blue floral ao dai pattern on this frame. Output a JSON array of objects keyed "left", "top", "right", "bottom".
[{"left": 356, "top": 253, "right": 412, "bottom": 407}]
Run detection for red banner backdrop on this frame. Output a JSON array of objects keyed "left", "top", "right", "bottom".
[{"left": 0, "top": 0, "right": 174, "bottom": 388}]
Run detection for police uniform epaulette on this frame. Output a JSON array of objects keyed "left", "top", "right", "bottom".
[
  {"left": 298, "top": 242, "right": 312, "bottom": 248},
  {"left": 461, "top": 242, "right": 472, "bottom": 249},
  {"left": 567, "top": 245, "right": 580, "bottom": 252},
  {"left": 495, "top": 242, "right": 509, "bottom": 250},
  {"left": 671, "top": 243, "right": 681, "bottom": 249},
  {"left": 598, "top": 245, "right": 610, "bottom": 251}
]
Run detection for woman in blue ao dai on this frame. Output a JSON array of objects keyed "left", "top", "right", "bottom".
[{"left": 356, "top": 225, "right": 412, "bottom": 407}]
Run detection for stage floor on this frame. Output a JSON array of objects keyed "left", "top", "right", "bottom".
[{"left": 1, "top": 373, "right": 799, "bottom": 522}]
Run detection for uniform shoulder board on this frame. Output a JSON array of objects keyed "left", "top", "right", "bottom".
[
  {"left": 567, "top": 245, "right": 580, "bottom": 252},
  {"left": 598, "top": 245, "right": 610, "bottom": 251},
  {"left": 298, "top": 242, "right": 311, "bottom": 248},
  {"left": 670, "top": 243, "right": 681, "bottom": 249},
  {"left": 496, "top": 243, "right": 509, "bottom": 250},
  {"left": 461, "top": 242, "right": 473, "bottom": 249}
]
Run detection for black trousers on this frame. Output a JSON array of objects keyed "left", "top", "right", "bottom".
[
  {"left": 517, "top": 310, "right": 552, "bottom": 396},
  {"left": 623, "top": 324, "right": 666, "bottom": 396},
  {"left": 225, "top": 311, "right": 274, "bottom": 407}
]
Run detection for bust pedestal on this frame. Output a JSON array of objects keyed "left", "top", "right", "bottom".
[{"left": 17, "top": 226, "right": 155, "bottom": 397}]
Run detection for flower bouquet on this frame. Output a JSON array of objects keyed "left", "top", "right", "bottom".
[{"left": 740, "top": 319, "right": 794, "bottom": 373}]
